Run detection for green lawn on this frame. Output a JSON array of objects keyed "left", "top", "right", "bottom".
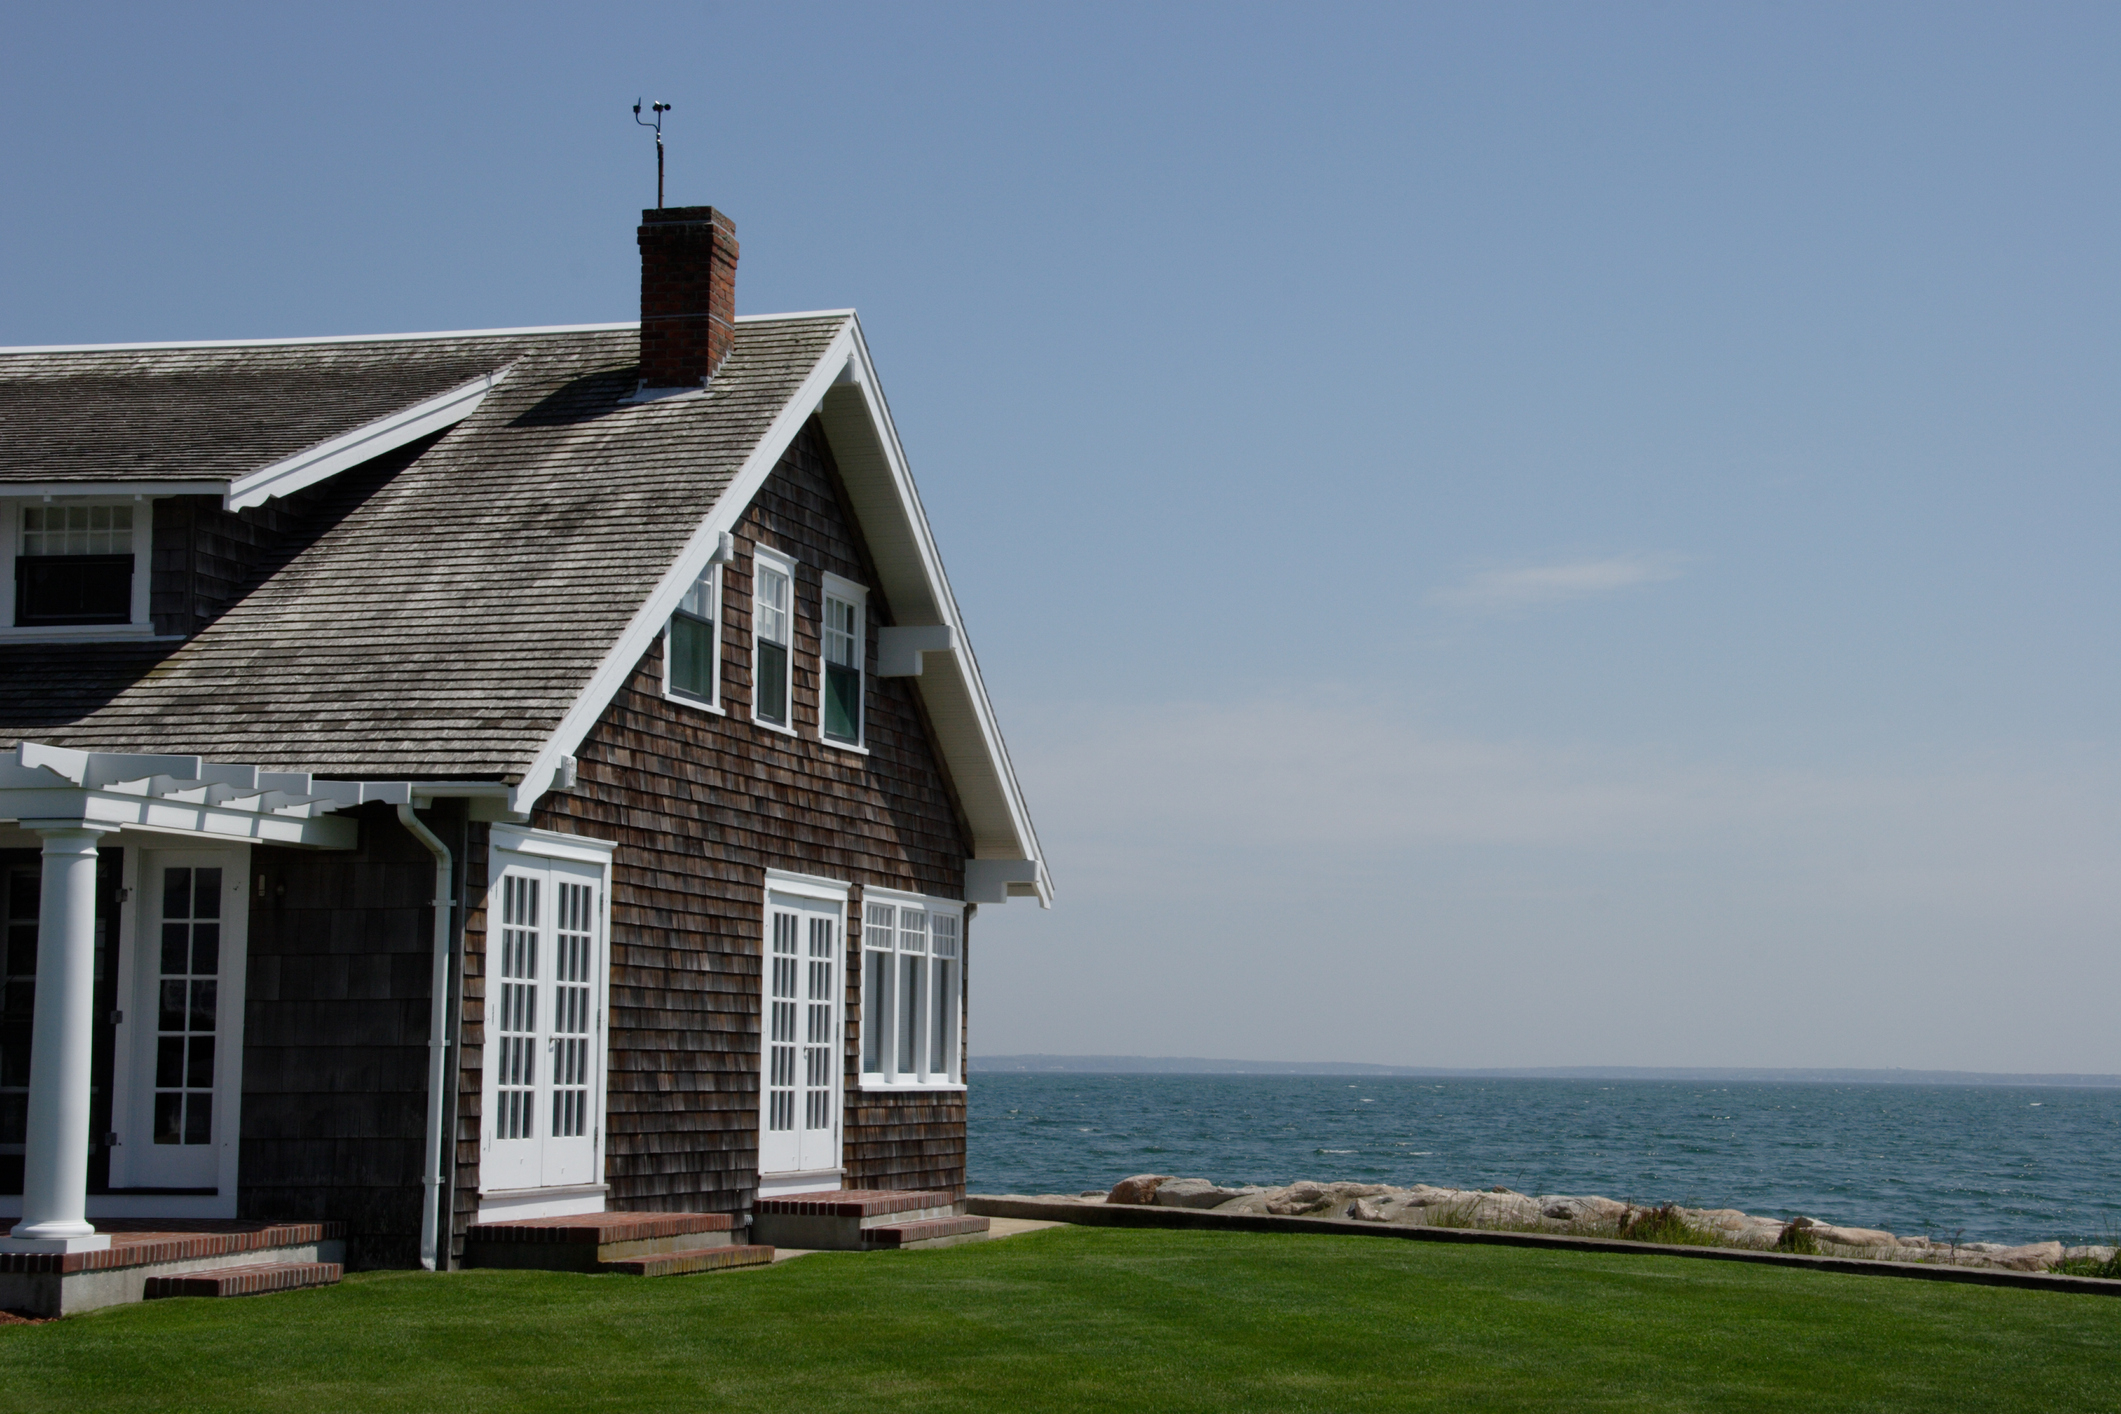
[{"left": 5, "top": 1225, "right": 2118, "bottom": 1412}]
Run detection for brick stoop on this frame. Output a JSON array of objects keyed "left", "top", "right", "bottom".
[
  {"left": 0, "top": 1221, "right": 349, "bottom": 1318},
  {"left": 862, "top": 1215, "right": 992, "bottom": 1251},
  {"left": 599, "top": 1245, "right": 775, "bottom": 1277},
  {"left": 752, "top": 1190, "right": 965, "bottom": 1251},
  {"left": 464, "top": 1212, "right": 766, "bottom": 1275},
  {"left": 144, "top": 1261, "right": 342, "bottom": 1300}
]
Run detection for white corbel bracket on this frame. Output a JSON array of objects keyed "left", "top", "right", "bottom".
[
  {"left": 877, "top": 624, "right": 957, "bottom": 678},
  {"left": 965, "top": 858, "right": 1041, "bottom": 904}
]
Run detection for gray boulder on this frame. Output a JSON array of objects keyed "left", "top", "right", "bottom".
[
  {"left": 1107, "top": 1174, "right": 1176, "bottom": 1205},
  {"left": 1154, "top": 1178, "right": 1257, "bottom": 1209}
]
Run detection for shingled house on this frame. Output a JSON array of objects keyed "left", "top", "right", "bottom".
[{"left": 0, "top": 206, "right": 1047, "bottom": 1312}]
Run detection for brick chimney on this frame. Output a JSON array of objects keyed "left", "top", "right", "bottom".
[{"left": 637, "top": 206, "right": 739, "bottom": 390}]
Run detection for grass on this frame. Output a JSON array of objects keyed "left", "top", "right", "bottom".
[{"left": 4, "top": 1224, "right": 2120, "bottom": 1412}]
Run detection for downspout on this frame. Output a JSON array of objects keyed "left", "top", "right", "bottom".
[{"left": 398, "top": 803, "right": 454, "bottom": 1273}]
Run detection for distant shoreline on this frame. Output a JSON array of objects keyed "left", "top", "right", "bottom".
[{"left": 970, "top": 1055, "right": 2121, "bottom": 1088}]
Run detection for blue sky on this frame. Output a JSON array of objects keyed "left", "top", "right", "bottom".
[{"left": 5, "top": 3, "right": 2116, "bottom": 1070}]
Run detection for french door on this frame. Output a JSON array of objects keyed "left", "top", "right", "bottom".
[
  {"left": 483, "top": 853, "right": 604, "bottom": 1191},
  {"left": 758, "top": 889, "right": 842, "bottom": 1177},
  {"left": 115, "top": 849, "right": 247, "bottom": 1191}
]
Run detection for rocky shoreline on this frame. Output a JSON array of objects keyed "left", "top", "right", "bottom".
[{"left": 1082, "top": 1175, "right": 2116, "bottom": 1274}]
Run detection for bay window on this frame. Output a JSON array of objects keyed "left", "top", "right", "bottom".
[
  {"left": 860, "top": 890, "right": 962, "bottom": 1088},
  {"left": 752, "top": 547, "right": 794, "bottom": 731}
]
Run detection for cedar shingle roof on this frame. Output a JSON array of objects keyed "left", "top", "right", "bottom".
[
  {"left": 0, "top": 315, "right": 849, "bottom": 778},
  {"left": 0, "top": 337, "right": 530, "bottom": 484}
]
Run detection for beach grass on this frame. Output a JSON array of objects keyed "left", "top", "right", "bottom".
[{"left": 5, "top": 1224, "right": 2119, "bottom": 1412}]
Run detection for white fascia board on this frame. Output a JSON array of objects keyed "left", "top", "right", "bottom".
[
  {"left": 830, "top": 321, "right": 1051, "bottom": 906},
  {"left": 225, "top": 367, "right": 511, "bottom": 511},
  {"left": 508, "top": 319, "right": 864, "bottom": 814},
  {"left": 0, "top": 481, "right": 227, "bottom": 500}
]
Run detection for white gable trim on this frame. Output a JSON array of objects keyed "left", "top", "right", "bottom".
[
  {"left": 508, "top": 314, "right": 1050, "bottom": 906},
  {"left": 225, "top": 367, "right": 512, "bottom": 511}
]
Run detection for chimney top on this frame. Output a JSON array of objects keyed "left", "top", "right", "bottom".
[{"left": 637, "top": 206, "right": 739, "bottom": 391}]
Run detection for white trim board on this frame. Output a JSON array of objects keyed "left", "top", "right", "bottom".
[
  {"left": 489, "top": 824, "right": 618, "bottom": 864},
  {"left": 226, "top": 368, "right": 511, "bottom": 510}
]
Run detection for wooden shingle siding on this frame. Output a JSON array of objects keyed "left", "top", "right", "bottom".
[
  {"left": 490, "top": 417, "right": 971, "bottom": 1228},
  {"left": 242, "top": 801, "right": 461, "bottom": 1270}
]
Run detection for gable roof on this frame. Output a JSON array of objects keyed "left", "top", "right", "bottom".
[{"left": 0, "top": 314, "right": 1048, "bottom": 901}]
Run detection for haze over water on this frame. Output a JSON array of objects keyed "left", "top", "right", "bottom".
[{"left": 969, "top": 1074, "right": 2121, "bottom": 1248}]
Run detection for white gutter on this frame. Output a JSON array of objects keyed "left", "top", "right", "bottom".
[{"left": 395, "top": 803, "right": 455, "bottom": 1273}]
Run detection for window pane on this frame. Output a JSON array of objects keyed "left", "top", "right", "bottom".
[
  {"left": 898, "top": 956, "right": 926, "bottom": 1074},
  {"left": 670, "top": 612, "right": 715, "bottom": 700},
  {"left": 862, "top": 949, "right": 888, "bottom": 1073},
  {"left": 756, "top": 565, "right": 790, "bottom": 646},
  {"left": 823, "top": 662, "right": 860, "bottom": 743},
  {"left": 756, "top": 640, "right": 788, "bottom": 726},
  {"left": 14, "top": 554, "right": 133, "bottom": 626},
  {"left": 823, "top": 595, "right": 857, "bottom": 667},
  {"left": 678, "top": 567, "right": 715, "bottom": 621},
  {"left": 931, "top": 959, "right": 954, "bottom": 1074}
]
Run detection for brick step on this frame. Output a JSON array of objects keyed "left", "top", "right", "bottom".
[
  {"left": 862, "top": 1215, "right": 992, "bottom": 1250},
  {"left": 600, "top": 1244, "right": 776, "bottom": 1277},
  {"left": 465, "top": 1212, "right": 744, "bottom": 1270},
  {"left": 143, "top": 1260, "right": 342, "bottom": 1300}
]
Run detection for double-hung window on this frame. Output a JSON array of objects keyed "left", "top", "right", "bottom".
[
  {"left": 820, "top": 573, "right": 866, "bottom": 749},
  {"left": 665, "top": 562, "right": 720, "bottom": 707},
  {"left": 752, "top": 547, "right": 795, "bottom": 731},
  {"left": 859, "top": 890, "right": 963, "bottom": 1088},
  {"left": 10, "top": 503, "right": 146, "bottom": 629}
]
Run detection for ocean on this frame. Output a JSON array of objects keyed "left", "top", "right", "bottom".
[{"left": 966, "top": 1073, "right": 2121, "bottom": 1247}]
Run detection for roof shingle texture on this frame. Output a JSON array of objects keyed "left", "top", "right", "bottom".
[
  {"left": 0, "top": 339, "right": 529, "bottom": 484},
  {"left": 0, "top": 316, "right": 847, "bottom": 778}
]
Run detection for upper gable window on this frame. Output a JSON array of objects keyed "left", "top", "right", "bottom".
[
  {"left": 11, "top": 503, "right": 143, "bottom": 629},
  {"left": 820, "top": 574, "right": 866, "bottom": 749},
  {"left": 665, "top": 563, "right": 720, "bottom": 707},
  {"left": 752, "top": 547, "right": 795, "bottom": 732}
]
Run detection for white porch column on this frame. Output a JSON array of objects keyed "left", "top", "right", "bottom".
[{"left": 3, "top": 825, "right": 115, "bottom": 1254}]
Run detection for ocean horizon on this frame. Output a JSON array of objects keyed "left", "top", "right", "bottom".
[{"left": 966, "top": 1070, "right": 2121, "bottom": 1248}]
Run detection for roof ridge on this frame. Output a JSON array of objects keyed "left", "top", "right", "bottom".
[{"left": 0, "top": 311, "right": 851, "bottom": 357}]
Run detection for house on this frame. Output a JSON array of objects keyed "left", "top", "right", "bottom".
[{"left": 0, "top": 205, "right": 1048, "bottom": 1312}]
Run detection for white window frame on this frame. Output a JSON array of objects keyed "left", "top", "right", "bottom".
[
  {"left": 759, "top": 868, "right": 851, "bottom": 1190},
  {"left": 661, "top": 560, "right": 725, "bottom": 714},
  {"left": 817, "top": 571, "right": 868, "bottom": 754},
  {"left": 858, "top": 886, "right": 965, "bottom": 1092},
  {"left": 0, "top": 495, "right": 158, "bottom": 642},
  {"left": 750, "top": 545, "right": 798, "bottom": 737},
  {"left": 475, "top": 825, "right": 615, "bottom": 1221}
]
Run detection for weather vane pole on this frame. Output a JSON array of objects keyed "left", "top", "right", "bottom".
[{"left": 633, "top": 99, "right": 672, "bottom": 209}]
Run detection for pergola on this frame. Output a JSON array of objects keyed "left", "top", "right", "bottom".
[{"left": 0, "top": 742, "right": 415, "bottom": 1255}]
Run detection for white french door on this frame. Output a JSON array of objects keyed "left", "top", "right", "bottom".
[
  {"left": 114, "top": 849, "right": 247, "bottom": 1191},
  {"left": 483, "top": 852, "right": 605, "bottom": 1192},
  {"left": 759, "top": 889, "right": 842, "bottom": 1178}
]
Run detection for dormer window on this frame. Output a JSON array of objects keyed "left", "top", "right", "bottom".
[{"left": 13, "top": 504, "right": 140, "bottom": 628}]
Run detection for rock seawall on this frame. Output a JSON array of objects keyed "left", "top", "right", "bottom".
[{"left": 1092, "top": 1175, "right": 2110, "bottom": 1273}]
